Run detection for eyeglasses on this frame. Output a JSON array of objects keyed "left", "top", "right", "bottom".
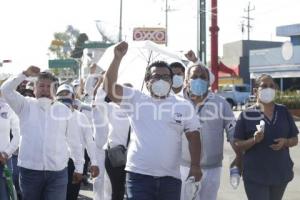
[{"left": 149, "top": 74, "right": 172, "bottom": 81}]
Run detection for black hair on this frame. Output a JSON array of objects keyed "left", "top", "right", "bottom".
[
  {"left": 170, "top": 62, "right": 185, "bottom": 73},
  {"left": 144, "top": 61, "right": 173, "bottom": 82},
  {"left": 186, "top": 64, "right": 210, "bottom": 83},
  {"left": 37, "top": 71, "right": 59, "bottom": 90}
]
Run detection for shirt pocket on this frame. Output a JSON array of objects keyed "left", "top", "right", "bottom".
[{"left": 167, "top": 114, "right": 184, "bottom": 134}]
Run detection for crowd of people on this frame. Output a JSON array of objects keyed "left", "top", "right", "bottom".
[{"left": 0, "top": 41, "right": 299, "bottom": 200}]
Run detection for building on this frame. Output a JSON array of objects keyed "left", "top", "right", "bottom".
[
  {"left": 220, "top": 40, "right": 282, "bottom": 86},
  {"left": 250, "top": 24, "right": 300, "bottom": 91}
]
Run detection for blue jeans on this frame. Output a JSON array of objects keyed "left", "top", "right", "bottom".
[
  {"left": 0, "top": 165, "right": 9, "bottom": 200},
  {"left": 126, "top": 172, "right": 182, "bottom": 200},
  {"left": 19, "top": 167, "right": 68, "bottom": 200}
]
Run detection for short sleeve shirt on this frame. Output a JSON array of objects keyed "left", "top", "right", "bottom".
[
  {"left": 120, "top": 87, "right": 200, "bottom": 179},
  {"left": 234, "top": 104, "right": 299, "bottom": 185}
]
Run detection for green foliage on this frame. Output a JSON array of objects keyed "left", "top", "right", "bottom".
[
  {"left": 275, "top": 91, "right": 300, "bottom": 109},
  {"left": 49, "top": 68, "right": 60, "bottom": 76},
  {"left": 71, "top": 33, "right": 89, "bottom": 58},
  {"left": 48, "top": 25, "right": 80, "bottom": 59}
]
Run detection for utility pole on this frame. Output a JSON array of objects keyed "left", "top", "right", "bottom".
[
  {"left": 165, "top": 0, "right": 169, "bottom": 46},
  {"left": 118, "top": 0, "right": 123, "bottom": 42},
  {"left": 242, "top": 2, "right": 255, "bottom": 40},
  {"left": 197, "top": 0, "right": 206, "bottom": 64},
  {"left": 210, "top": 0, "right": 219, "bottom": 91},
  {"left": 164, "top": 0, "right": 178, "bottom": 46}
]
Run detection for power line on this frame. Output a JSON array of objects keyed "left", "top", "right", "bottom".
[{"left": 242, "top": 2, "right": 255, "bottom": 40}]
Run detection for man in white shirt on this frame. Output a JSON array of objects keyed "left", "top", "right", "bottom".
[
  {"left": 103, "top": 41, "right": 202, "bottom": 200},
  {"left": 1, "top": 67, "right": 84, "bottom": 200},
  {"left": 56, "top": 84, "right": 100, "bottom": 200},
  {"left": 170, "top": 62, "right": 185, "bottom": 96},
  {"left": 93, "top": 86, "right": 131, "bottom": 200},
  {"left": 0, "top": 89, "right": 20, "bottom": 200},
  {"left": 92, "top": 91, "right": 109, "bottom": 200}
]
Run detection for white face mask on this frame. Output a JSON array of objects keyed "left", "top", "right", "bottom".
[
  {"left": 37, "top": 97, "right": 53, "bottom": 110},
  {"left": 151, "top": 80, "right": 171, "bottom": 97},
  {"left": 172, "top": 75, "right": 184, "bottom": 88},
  {"left": 258, "top": 88, "right": 275, "bottom": 104}
]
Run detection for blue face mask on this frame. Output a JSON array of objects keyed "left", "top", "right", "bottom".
[{"left": 190, "top": 78, "right": 209, "bottom": 96}]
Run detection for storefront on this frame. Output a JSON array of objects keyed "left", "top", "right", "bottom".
[{"left": 249, "top": 24, "right": 300, "bottom": 91}]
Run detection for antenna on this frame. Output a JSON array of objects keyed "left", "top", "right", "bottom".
[{"left": 95, "top": 20, "right": 117, "bottom": 43}]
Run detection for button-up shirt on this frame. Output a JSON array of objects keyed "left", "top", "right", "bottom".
[
  {"left": 70, "top": 109, "right": 97, "bottom": 165},
  {"left": 1, "top": 74, "right": 84, "bottom": 173},
  {"left": 0, "top": 98, "right": 20, "bottom": 157}
]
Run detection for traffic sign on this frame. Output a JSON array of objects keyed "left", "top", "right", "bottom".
[
  {"left": 48, "top": 59, "right": 78, "bottom": 69},
  {"left": 83, "top": 42, "right": 114, "bottom": 49}
]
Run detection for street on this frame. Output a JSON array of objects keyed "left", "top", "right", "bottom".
[
  {"left": 79, "top": 121, "right": 300, "bottom": 200},
  {"left": 219, "top": 124, "right": 300, "bottom": 200}
]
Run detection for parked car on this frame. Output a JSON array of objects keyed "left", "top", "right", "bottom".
[{"left": 218, "top": 84, "right": 251, "bottom": 108}]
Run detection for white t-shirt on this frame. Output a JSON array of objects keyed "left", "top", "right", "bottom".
[
  {"left": 120, "top": 87, "right": 200, "bottom": 179},
  {"left": 105, "top": 102, "right": 131, "bottom": 149}
]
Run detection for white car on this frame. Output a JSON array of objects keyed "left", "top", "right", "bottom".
[{"left": 218, "top": 84, "right": 251, "bottom": 108}]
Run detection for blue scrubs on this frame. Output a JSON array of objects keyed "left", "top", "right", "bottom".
[{"left": 234, "top": 104, "right": 299, "bottom": 185}]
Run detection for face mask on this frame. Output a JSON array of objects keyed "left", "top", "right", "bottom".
[
  {"left": 258, "top": 88, "right": 275, "bottom": 104},
  {"left": 172, "top": 75, "right": 184, "bottom": 88},
  {"left": 151, "top": 79, "right": 171, "bottom": 97},
  {"left": 37, "top": 97, "right": 53, "bottom": 110},
  {"left": 57, "top": 98, "right": 73, "bottom": 108},
  {"left": 189, "top": 78, "right": 208, "bottom": 96}
]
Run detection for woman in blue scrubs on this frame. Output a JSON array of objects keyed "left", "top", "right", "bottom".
[{"left": 234, "top": 74, "right": 299, "bottom": 200}]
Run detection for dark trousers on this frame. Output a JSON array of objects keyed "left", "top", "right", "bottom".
[
  {"left": 83, "top": 150, "right": 90, "bottom": 176},
  {"left": 126, "top": 172, "right": 181, "bottom": 200},
  {"left": 244, "top": 180, "right": 288, "bottom": 200},
  {"left": 66, "top": 159, "right": 81, "bottom": 200},
  {"left": 105, "top": 150, "right": 126, "bottom": 200}
]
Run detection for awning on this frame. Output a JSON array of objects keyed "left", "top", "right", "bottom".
[{"left": 250, "top": 70, "right": 300, "bottom": 79}]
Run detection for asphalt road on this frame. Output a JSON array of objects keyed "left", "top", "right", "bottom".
[
  {"left": 219, "top": 126, "right": 300, "bottom": 200},
  {"left": 79, "top": 120, "right": 300, "bottom": 200}
]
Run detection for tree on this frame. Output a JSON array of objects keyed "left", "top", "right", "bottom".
[
  {"left": 71, "top": 33, "right": 89, "bottom": 58},
  {"left": 48, "top": 25, "right": 80, "bottom": 59}
]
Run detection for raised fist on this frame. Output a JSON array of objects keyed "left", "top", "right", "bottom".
[
  {"left": 23, "top": 66, "right": 40, "bottom": 77},
  {"left": 114, "top": 41, "right": 128, "bottom": 59},
  {"left": 185, "top": 50, "right": 198, "bottom": 63}
]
